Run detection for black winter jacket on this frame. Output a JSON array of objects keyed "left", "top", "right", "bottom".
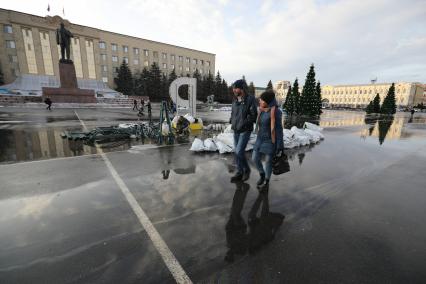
[{"left": 230, "top": 95, "right": 258, "bottom": 133}]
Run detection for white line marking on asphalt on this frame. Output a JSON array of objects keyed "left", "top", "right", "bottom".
[
  {"left": 0, "top": 121, "right": 31, "bottom": 123},
  {"left": 74, "top": 110, "right": 192, "bottom": 284}
]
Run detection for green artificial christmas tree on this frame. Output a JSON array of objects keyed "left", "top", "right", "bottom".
[
  {"left": 380, "top": 83, "right": 396, "bottom": 115},
  {"left": 114, "top": 60, "right": 134, "bottom": 96}
]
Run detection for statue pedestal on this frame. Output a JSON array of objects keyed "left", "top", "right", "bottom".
[
  {"left": 42, "top": 61, "right": 96, "bottom": 103},
  {"left": 59, "top": 61, "right": 78, "bottom": 88}
]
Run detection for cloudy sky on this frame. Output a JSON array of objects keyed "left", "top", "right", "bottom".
[{"left": 3, "top": 0, "right": 426, "bottom": 87}]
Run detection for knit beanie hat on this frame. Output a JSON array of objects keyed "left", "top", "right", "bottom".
[{"left": 232, "top": 79, "right": 246, "bottom": 89}]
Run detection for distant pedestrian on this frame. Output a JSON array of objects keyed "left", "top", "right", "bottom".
[
  {"left": 44, "top": 97, "right": 52, "bottom": 111},
  {"left": 230, "top": 79, "right": 258, "bottom": 182},
  {"left": 133, "top": 99, "right": 138, "bottom": 111},
  {"left": 147, "top": 100, "right": 152, "bottom": 116},
  {"left": 411, "top": 109, "right": 415, "bottom": 116}
]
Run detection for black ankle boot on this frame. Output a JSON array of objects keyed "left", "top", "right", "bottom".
[
  {"left": 256, "top": 174, "right": 265, "bottom": 187},
  {"left": 259, "top": 179, "right": 269, "bottom": 191},
  {"left": 230, "top": 172, "right": 243, "bottom": 182}
]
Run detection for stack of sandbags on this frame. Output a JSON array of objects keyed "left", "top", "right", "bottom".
[{"left": 189, "top": 122, "right": 324, "bottom": 154}]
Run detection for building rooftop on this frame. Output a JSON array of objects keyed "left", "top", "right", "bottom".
[{"left": 323, "top": 82, "right": 422, "bottom": 87}]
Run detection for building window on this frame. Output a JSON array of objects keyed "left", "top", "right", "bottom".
[
  {"left": 144, "top": 60, "right": 149, "bottom": 67},
  {"left": 123, "top": 45, "right": 128, "bottom": 53},
  {"left": 179, "top": 56, "right": 183, "bottom": 62},
  {"left": 6, "top": 40, "right": 16, "bottom": 48},
  {"left": 133, "top": 59, "right": 139, "bottom": 65},
  {"left": 3, "top": 24, "right": 13, "bottom": 33},
  {"left": 123, "top": 57, "right": 129, "bottom": 64},
  {"left": 144, "top": 49, "right": 149, "bottom": 56},
  {"left": 9, "top": 55, "right": 18, "bottom": 63},
  {"left": 171, "top": 55, "right": 175, "bottom": 61},
  {"left": 200, "top": 69, "right": 203, "bottom": 74},
  {"left": 153, "top": 51, "right": 158, "bottom": 58},
  {"left": 101, "top": 54, "right": 107, "bottom": 61},
  {"left": 193, "top": 59, "right": 197, "bottom": 65},
  {"left": 186, "top": 57, "right": 190, "bottom": 63},
  {"left": 111, "top": 43, "right": 117, "bottom": 51},
  {"left": 163, "top": 63, "right": 167, "bottom": 69},
  {"left": 185, "top": 66, "right": 190, "bottom": 72},
  {"left": 206, "top": 61, "right": 210, "bottom": 66},
  {"left": 200, "top": 60, "right": 204, "bottom": 66},
  {"left": 102, "top": 65, "right": 108, "bottom": 72},
  {"left": 171, "top": 64, "right": 175, "bottom": 69},
  {"left": 99, "top": 41, "right": 106, "bottom": 49},
  {"left": 112, "top": 55, "right": 118, "bottom": 62},
  {"left": 162, "top": 53, "right": 167, "bottom": 59},
  {"left": 134, "top": 48, "right": 139, "bottom": 55},
  {"left": 179, "top": 65, "right": 183, "bottom": 71},
  {"left": 102, "top": 77, "right": 108, "bottom": 83}
]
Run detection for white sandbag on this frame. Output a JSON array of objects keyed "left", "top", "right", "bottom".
[
  {"left": 223, "top": 124, "right": 233, "bottom": 133},
  {"left": 283, "top": 129, "right": 295, "bottom": 140},
  {"left": 215, "top": 140, "right": 234, "bottom": 154},
  {"left": 304, "top": 129, "right": 324, "bottom": 141},
  {"left": 283, "top": 129, "right": 300, "bottom": 148},
  {"left": 203, "top": 138, "right": 218, "bottom": 151},
  {"left": 119, "top": 123, "right": 137, "bottom": 128},
  {"left": 291, "top": 126, "right": 311, "bottom": 146},
  {"left": 161, "top": 122, "right": 170, "bottom": 135},
  {"left": 304, "top": 122, "right": 323, "bottom": 132},
  {"left": 184, "top": 113, "right": 195, "bottom": 123},
  {"left": 284, "top": 139, "right": 300, "bottom": 149},
  {"left": 216, "top": 133, "right": 234, "bottom": 148},
  {"left": 190, "top": 138, "right": 205, "bottom": 152},
  {"left": 172, "top": 116, "right": 179, "bottom": 125}
]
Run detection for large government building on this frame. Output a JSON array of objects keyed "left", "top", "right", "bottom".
[
  {"left": 276, "top": 80, "right": 425, "bottom": 109},
  {"left": 321, "top": 82, "right": 425, "bottom": 108},
  {"left": 0, "top": 8, "right": 215, "bottom": 95}
]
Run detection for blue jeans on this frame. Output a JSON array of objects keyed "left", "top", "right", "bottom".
[
  {"left": 233, "top": 131, "right": 251, "bottom": 174},
  {"left": 252, "top": 150, "right": 273, "bottom": 180}
]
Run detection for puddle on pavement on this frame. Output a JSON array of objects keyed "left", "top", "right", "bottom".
[{"left": 0, "top": 111, "right": 425, "bottom": 164}]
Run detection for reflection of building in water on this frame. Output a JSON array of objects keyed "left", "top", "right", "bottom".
[
  {"left": 0, "top": 129, "right": 99, "bottom": 162},
  {"left": 360, "top": 117, "right": 405, "bottom": 140},
  {"left": 316, "top": 113, "right": 406, "bottom": 140},
  {"left": 319, "top": 116, "right": 366, "bottom": 128},
  {"left": 322, "top": 82, "right": 425, "bottom": 108}
]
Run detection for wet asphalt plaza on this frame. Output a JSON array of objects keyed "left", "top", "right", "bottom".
[{"left": 1, "top": 107, "right": 426, "bottom": 283}]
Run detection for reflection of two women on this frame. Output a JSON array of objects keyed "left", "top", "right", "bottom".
[{"left": 225, "top": 182, "right": 285, "bottom": 262}]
